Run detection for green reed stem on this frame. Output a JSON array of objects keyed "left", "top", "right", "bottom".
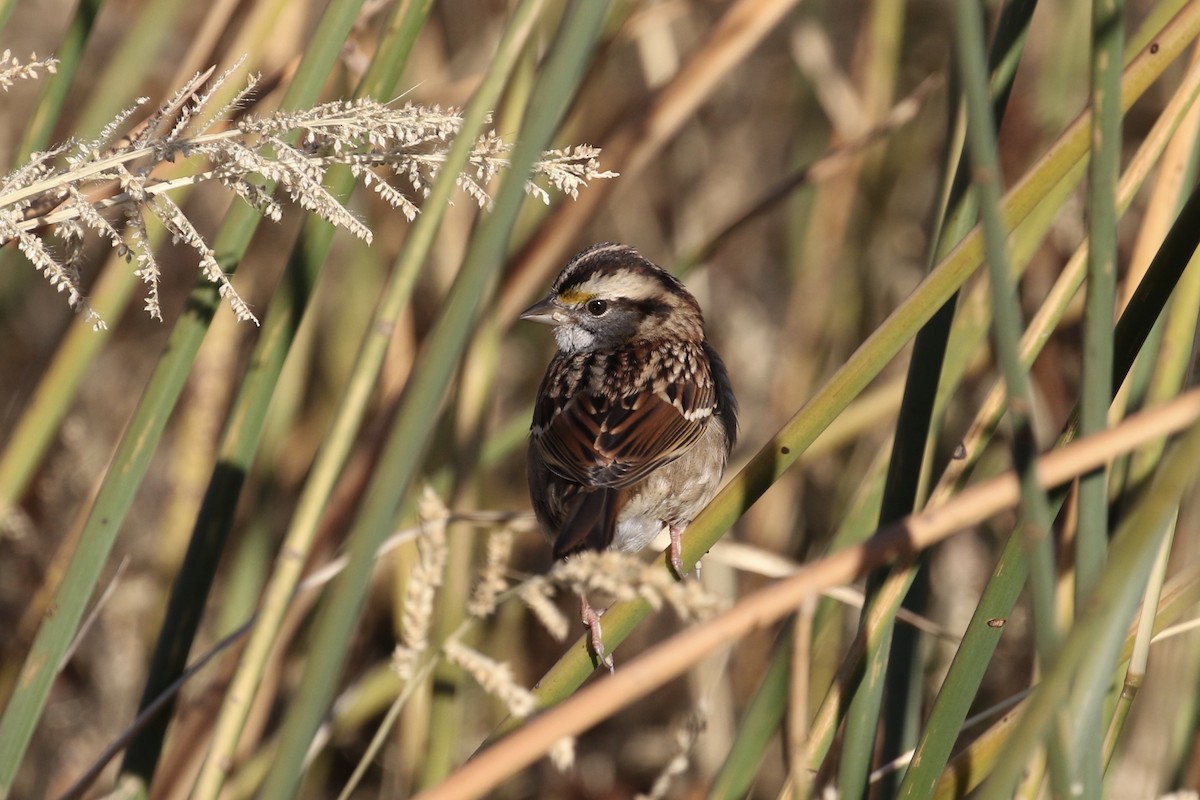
[
  {"left": 256, "top": 2, "right": 612, "bottom": 795},
  {"left": 0, "top": 0, "right": 367, "bottom": 790}
]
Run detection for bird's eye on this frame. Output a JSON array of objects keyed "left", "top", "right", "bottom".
[{"left": 586, "top": 299, "right": 609, "bottom": 316}]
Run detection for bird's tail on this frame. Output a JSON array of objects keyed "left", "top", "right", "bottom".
[{"left": 553, "top": 488, "right": 619, "bottom": 559}]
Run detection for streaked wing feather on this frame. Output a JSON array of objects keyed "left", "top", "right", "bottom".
[{"left": 537, "top": 382, "right": 709, "bottom": 489}]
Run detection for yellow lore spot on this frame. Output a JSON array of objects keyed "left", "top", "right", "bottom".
[{"left": 557, "top": 289, "right": 592, "bottom": 305}]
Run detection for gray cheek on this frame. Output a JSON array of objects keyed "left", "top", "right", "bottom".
[{"left": 583, "top": 311, "right": 642, "bottom": 349}]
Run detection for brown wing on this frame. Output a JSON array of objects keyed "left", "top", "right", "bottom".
[{"left": 533, "top": 347, "right": 715, "bottom": 491}]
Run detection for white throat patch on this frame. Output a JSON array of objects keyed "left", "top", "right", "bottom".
[{"left": 554, "top": 324, "right": 595, "bottom": 355}]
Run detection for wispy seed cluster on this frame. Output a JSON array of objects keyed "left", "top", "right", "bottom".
[
  {"left": 0, "top": 50, "right": 57, "bottom": 91},
  {"left": 1, "top": 60, "right": 615, "bottom": 329}
]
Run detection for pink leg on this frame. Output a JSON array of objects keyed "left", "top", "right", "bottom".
[
  {"left": 580, "top": 595, "right": 614, "bottom": 672},
  {"left": 668, "top": 523, "right": 687, "bottom": 579}
]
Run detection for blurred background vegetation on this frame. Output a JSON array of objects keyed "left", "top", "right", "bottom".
[{"left": 2, "top": 0, "right": 1200, "bottom": 797}]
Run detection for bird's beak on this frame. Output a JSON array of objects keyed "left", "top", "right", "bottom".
[{"left": 519, "top": 295, "right": 568, "bottom": 326}]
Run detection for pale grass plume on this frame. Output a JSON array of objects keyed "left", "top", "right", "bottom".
[
  {"left": 1, "top": 505, "right": 35, "bottom": 540},
  {"left": 550, "top": 550, "right": 726, "bottom": 622},
  {"left": 549, "top": 737, "right": 577, "bottom": 772},
  {"left": 391, "top": 486, "right": 449, "bottom": 681},
  {"left": 635, "top": 713, "right": 705, "bottom": 800},
  {"left": 124, "top": 208, "right": 163, "bottom": 320},
  {"left": 468, "top": 526, "right": 514, "bottom": 617},
  {"left": 519, "top": 576, "right": 571, "bottom": 641},
  {"left": 0, "top": 215, "right": 106, "bottom": 330},
  {"left": 0, "top": 50, "right": 57, "bottom": 91},
  {"left": 1, "top": 58, "right": 615, "bottom": 328},
  {"left": 442, "top": 638, "right": 535, "bottom": 719}
]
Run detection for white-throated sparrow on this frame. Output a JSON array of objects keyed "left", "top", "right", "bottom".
[{"left": 522, "top": 243, "right": 738, "bottom": 579}]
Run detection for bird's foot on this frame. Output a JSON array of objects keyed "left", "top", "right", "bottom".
[{"left": 580, "top": 595, "right": 614, "bottom": 672}]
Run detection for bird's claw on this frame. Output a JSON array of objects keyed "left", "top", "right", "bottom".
[{"left": 581, "top": 596, "right": 614, "bottom": 672}]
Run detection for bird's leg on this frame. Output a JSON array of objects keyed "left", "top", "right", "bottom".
[
  {"left": 580, "top": 594, "right": 614, "bottom": 672},
  {"left": 668, "top": 523, "right": 689, "bottom": 579}
]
